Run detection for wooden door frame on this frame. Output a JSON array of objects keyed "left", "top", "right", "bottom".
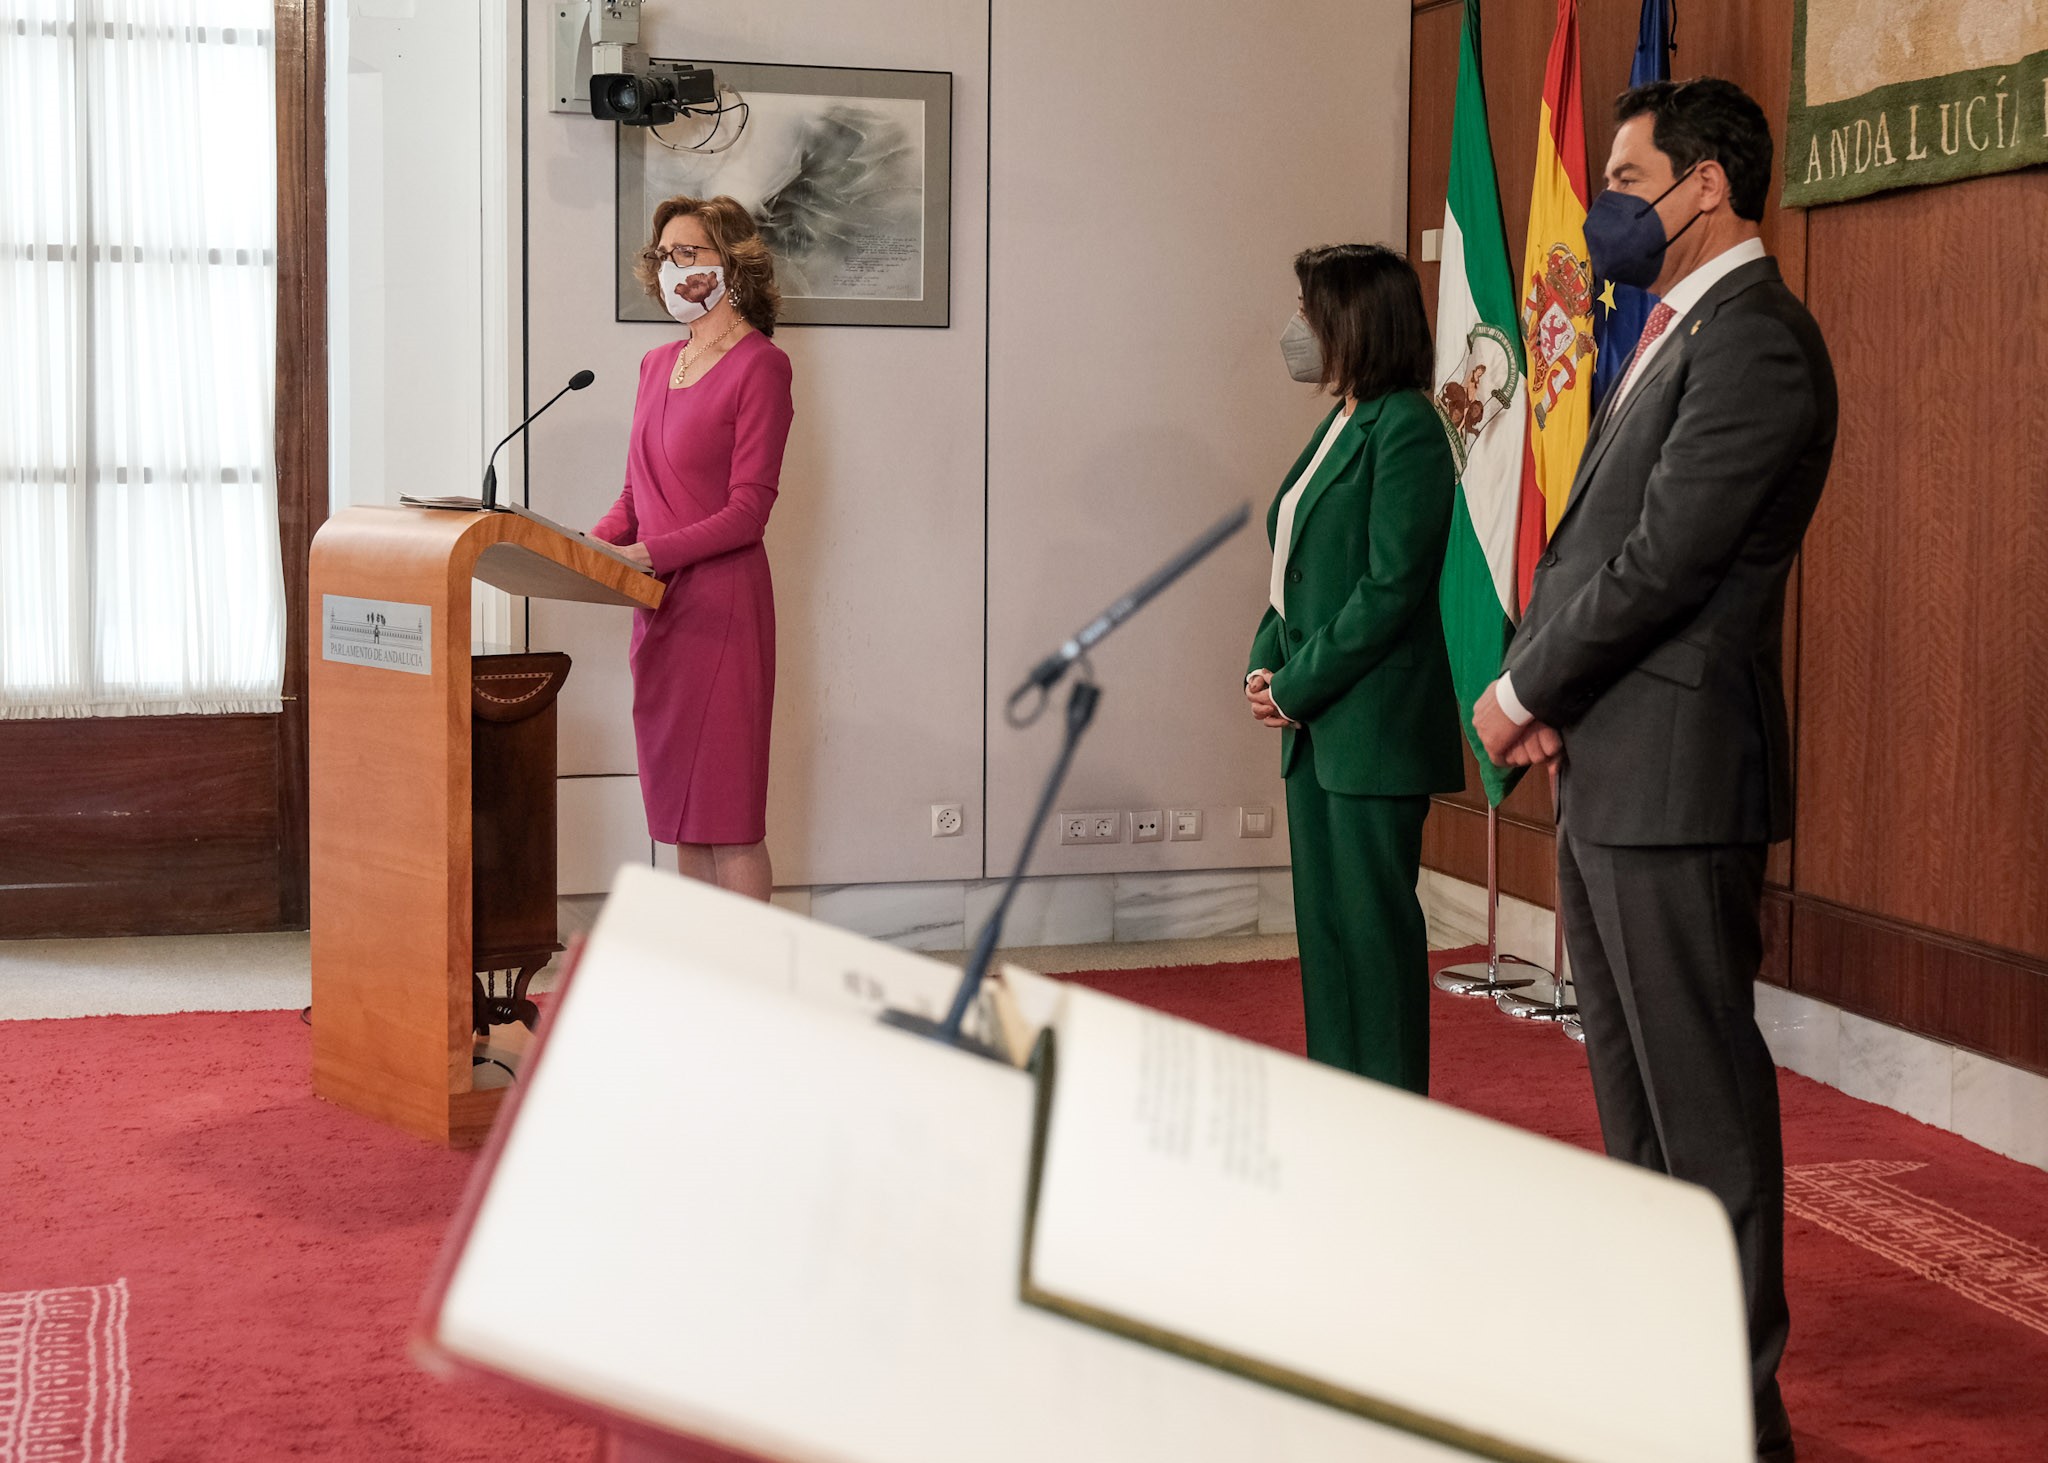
[{"left": 275, "top": 0, "right": 328, "bottom": 926}]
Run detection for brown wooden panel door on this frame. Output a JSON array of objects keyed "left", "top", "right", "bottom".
[{"left": 1797, "top": 170, "right": 2048, "bottom": 960}]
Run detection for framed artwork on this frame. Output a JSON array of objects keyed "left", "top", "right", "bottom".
[{"left": 615, "top": 61, "right": 952, "bottom": 328}]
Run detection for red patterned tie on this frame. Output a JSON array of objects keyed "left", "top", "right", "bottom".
[{"left": 1614, "top": 301, "right": 1677, "bottom": 401}]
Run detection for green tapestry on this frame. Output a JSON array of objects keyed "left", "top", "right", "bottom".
[{"left": 1786, "top": 2, "right": 2048, "bottom": 208}]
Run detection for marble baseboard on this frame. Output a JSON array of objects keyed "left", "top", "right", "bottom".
[
  {"left": 1257, "top": 868, "right": 1295, "bottom": 935},
  {"left": 796, "top": 868, "right": 1288, "bottom": 952},
  {"left": 1112, "top": 871, "right": 1260, "bottom": 943},
  {"left": 966, "top": 875, "right": 1116, "bottom": 948},
  {"left": 810, "top": 881, "right": 966, "bottom": 953},
  {"left": 1421, "top": 871, "right": 2048, "bottom": 1177}
]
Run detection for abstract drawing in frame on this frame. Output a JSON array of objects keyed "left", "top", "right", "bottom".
[{"left": 616, "top": 61, "right": 951, "bottom": 327}]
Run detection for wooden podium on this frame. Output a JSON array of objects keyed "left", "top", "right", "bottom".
[{"left": 307, "top": 505, "right": 662, "bottom": 1146}]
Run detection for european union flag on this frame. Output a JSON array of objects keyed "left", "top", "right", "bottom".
[{"left": 1590, "top": 0, "right": 1676, "bottom": 410}]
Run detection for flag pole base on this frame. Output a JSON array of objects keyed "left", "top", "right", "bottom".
[
  {"left": 1494, "top": 987, "right": 1578, "bottom": 1021},
  {"left": 1434, "top": 952, "right": 1541, "bottom": 997},
  {"left": 1560, "top": 1014, "right": 1587, "bottom": 1044}
]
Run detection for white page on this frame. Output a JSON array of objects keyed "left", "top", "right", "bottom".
[
  {"left": 577, "top": 862, "right": 1004, "bottom": 1038},
  {"left": 430, "top": 865, "right": 1479, "bottom": 1462},
  {"left": 1027, "top": 985, "right": 1754, "bottom": 1463}
]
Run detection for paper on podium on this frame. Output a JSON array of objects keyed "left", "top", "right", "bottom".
[{"left": 420, "top": 865, "right": 1752, "bottom": 1463}]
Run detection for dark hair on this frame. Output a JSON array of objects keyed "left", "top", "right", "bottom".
[
  {"left": 635, "top": 194, "right": 782, "bottom": 336},
  {"left": 1292, "top": 243, "right": 1432, "bottom": 403},
  {"left": 1614, "top": 77, "right": 1774, "bottom": 223}
]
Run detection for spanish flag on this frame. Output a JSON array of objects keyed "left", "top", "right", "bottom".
[{"left": 1514, "top": 0, "right": 1595, "bottom": 611}]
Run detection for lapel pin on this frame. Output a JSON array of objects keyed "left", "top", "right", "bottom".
[{"left": 1689, "top": 321, "right": 1700, "bottom": 335}]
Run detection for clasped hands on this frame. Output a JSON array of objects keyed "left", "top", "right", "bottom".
[
  {"left": 1243, "top": 670, "right": 1298, "bottom": 730},
  {"left": 1473, "top": 679, "right": 1562, "bottom": 768}
]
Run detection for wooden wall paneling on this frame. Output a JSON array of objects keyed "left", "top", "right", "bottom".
[
  {"left": 1408, "top": 0, "right": 1461, "bottom": 327},
  {"left": 0, "top": 718, "right": 284, "bottom": 938},
  {"left": 1793, "top": 897, "right": 2048, "bottom": 1078},
  {"left": 1797, "top": 171, "right": 2048, "bottom": 959},
  {"left": 1410, "top": 1, "right": 1812, "bottom": 906},
  {"left": 1422, "top": 797, "right": 1558, "bottom": 911},
  {"left": 1759, "top": 888, "right": 1790, "bottom": 986}
]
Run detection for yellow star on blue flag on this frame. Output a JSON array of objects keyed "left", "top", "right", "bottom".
[{"left": 1598, "top": 279, "right": 1618, "bottom": 317}]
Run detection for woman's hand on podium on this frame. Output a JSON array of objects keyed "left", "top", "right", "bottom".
[{"left": 617, "top": 542, "right": 654, "bottom": 572}]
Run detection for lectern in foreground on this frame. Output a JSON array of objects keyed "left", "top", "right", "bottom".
[
  {"left": 307, "top": 506, "right": 660, "bottom": 1146},
  {"left": 420, "top": 866, "right": 1756, "bottom": 1463}
]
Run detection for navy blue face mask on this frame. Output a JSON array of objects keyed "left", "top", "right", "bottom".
[{"left": 1583, "top": 165, "right": 1701, "bottom": 290}]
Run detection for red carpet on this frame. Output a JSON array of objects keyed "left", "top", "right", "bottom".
[{"left": 4, "top": 951, "right": 2046, "bottom": 1462}]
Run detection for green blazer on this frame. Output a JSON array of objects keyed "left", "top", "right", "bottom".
[{"left": 1247, "top": 387, "right": 1465, "bottom": 797}]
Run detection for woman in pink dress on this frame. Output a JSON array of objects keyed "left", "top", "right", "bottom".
[{"left": 593, "top": 195, "right": 794, "bottom": 901}]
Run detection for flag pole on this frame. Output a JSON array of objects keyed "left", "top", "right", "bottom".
[
  {"left": 1495, "top": 768, "right": 1576, "bottom": 1021},
  {"left": 1433, "top": 802, "right": 1541, "bottom": 997}
]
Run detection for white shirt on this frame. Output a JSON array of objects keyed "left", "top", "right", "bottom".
[
  {"left": 1497, "top": 236, "right": 1769, "bottom": 728},
  {"left": 1250, "top": 405, "right": 1353, "bottom": 723},
  {"left": 1268, "top": 406, "right": 1353, "bottom": 617}
]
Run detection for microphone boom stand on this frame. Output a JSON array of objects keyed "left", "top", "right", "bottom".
[{"left": 879, "top": 504, "right": 1249, "bottom": 1058}]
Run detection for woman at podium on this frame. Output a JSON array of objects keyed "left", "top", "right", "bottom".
[
  {"left": 593, "top": 195, "right": 795, "bottom": 901},
  {"left": 1243, "top": 244, "right": 1463, "bottom": 1092}
]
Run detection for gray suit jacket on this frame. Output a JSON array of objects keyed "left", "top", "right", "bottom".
[{"left": 1505, "top": 256, "right": 1837, "bottom": 847}]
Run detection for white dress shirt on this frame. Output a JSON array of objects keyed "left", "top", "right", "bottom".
[
  {"left": 1269, "top": 406, "right": 1353, "bottom": 616},
  {"left": 1496, "top": 236, "right": 1769, "bottom": 729},
  {"left": 1252, "top": 405, "right": 1353, "bottom": 723}
]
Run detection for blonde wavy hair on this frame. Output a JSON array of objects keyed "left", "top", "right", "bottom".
[{"left": 634, "top": 194, "right": 781, "bottom": 336}]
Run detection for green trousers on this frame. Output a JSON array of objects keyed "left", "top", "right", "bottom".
[{"left": 1284, "top": 763, "right": 1432, "bottom": 1093}]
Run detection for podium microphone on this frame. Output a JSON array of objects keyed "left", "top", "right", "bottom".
[{"left": 481, "top": 369, "right": 595, "bottom": 511}]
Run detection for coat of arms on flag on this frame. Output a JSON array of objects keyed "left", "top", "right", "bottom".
[
  {"left": 1433, "top": 321, "right": 1522, "bottom": 474},
  {"left": 1522, "top": 243, "right": 1594, "bottom": 429}
]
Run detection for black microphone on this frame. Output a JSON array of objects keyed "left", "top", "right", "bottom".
[{"left": 481, "top": 369, "right": 596, "bottom": 511}]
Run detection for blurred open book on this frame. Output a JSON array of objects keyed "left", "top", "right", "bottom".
[{"left": 418, "top": 864, "right": 1752, "bottom": 1463}]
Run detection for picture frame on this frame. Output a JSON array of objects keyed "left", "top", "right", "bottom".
[{"left": 615, "top": 61, "right": 953, "bottom": 328}]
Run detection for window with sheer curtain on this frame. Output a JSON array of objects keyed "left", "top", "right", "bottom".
[{"left": 0, "top": 1, "right": 285, "bottom": 719}]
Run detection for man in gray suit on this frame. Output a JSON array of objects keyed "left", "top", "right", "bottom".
[{"left": 1472, "top": 79, "right": 1835, "bottom": 1463}]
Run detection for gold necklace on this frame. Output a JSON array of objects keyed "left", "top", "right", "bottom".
[{"left": 670, "top": 314, "right": 746, "bottom": 388}]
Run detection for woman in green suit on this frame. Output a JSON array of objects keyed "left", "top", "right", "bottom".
[{"left": 1246, "top": 243, "right": 1464, "bottom": 1093}]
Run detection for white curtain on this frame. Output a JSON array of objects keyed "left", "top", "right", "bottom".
[{"left": 0, "top": 0, "right": 285, "bottom": 718}]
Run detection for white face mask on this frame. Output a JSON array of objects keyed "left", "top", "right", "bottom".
[
  {"left": 658, "top": 260, "right": 727, "bottom": 325},
  {"left": 1281, "top": 313, "right": 1323, "bottom": 384}
]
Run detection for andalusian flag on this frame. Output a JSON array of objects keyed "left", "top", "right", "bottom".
[
  {"left": 1513, "top": 0, "right": 1596, "bottom": 611},
  {"left": 1591, "top": 0, "right": 1675, "bottom": 408},
  {"left": 1432, "top": 0, "right": 1528, "bottom": 807}
]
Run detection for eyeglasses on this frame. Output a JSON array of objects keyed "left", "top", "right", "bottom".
[{"left": 642, "top": 243, "right": 719, "bottom": 268}]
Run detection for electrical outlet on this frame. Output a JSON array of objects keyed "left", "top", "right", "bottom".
[
  {"left": 1058, "top": 810, "right": 1123, "bottom": 846},
  {"left": 1131, "top": 809, "right": 1165, "bottom": 843},
  {"left": 1238, "top": 805, "right": 1274, "bottom": 838},
  {"left": 1170, "top": 809, "right": 1203, "bottom": 841},
  {"left": 931, "top": 803, "right": 964, "bottom": 838}
]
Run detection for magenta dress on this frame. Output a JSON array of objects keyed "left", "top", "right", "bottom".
[{"left": 592, "top": 331, "right": 794, "bottom": 846}]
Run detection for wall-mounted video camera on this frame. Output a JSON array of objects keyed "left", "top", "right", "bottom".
[
  {"left": 551, "top": 1, "right": 719, "bottom": 125},
  {"left": 590, "top": 61, "right": 717, "bottom": 127}
]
